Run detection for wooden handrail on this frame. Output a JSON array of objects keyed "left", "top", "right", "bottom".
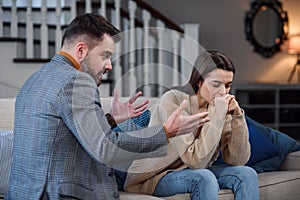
[
  {"left": 76, "top": 0, "right": 183, "bottom": 34},
  {"left": 76, "top": 1, "right": 143, "bottom": 27},
  {"left": 133, "top": 0, "right": 184, "bottom": 34},
  {"left": 107, "top": 3, "right": 143, "bottom": 28}
]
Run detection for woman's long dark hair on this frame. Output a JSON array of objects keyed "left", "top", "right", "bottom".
[{"left": 173, "top": 50, "right": 236, "bottom": 95}]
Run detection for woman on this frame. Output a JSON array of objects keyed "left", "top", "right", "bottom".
[{"left": 124, "top": 51, "right": 259, "bottom": 200}]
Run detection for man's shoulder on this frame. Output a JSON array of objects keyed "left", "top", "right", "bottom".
[
  {"left": 25, "top": 56, "right": 95, "bottom": 89},
  {"left": 17, "top": 61, "right": 78, "bottom": 101}
]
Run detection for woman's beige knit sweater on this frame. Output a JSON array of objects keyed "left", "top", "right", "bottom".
[{"left": 124, "top": 89, "right": 250, "bottom": 195}]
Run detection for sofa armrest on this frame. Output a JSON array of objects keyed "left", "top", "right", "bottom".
[{"left": 280, "top": 151, "right": 300, "bottom": 170}]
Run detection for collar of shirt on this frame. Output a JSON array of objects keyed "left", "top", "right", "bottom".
[{"left": 58, "top": 51, "right": 81, "bottom": 71}]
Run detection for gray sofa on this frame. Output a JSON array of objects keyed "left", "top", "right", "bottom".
[{"left": 1, "top": 97, "right": 300, "bottom": 200}]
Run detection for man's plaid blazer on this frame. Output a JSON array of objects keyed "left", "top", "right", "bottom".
[{"left": 5, "top": 54, "right": 167, "bottom": 200}]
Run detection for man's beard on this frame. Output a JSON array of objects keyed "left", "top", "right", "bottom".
[
  {"left": 97, "top": 79, "right": 102, "bottom": 87},
  {"left": 81, "top": 59, "right": 102, "bottom": 87}
]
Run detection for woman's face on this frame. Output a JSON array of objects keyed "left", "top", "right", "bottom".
[{"left": 197, "top": 68, "right": 234, "bottom": 105}]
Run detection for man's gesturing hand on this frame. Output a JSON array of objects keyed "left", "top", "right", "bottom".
[
  {"left": 164, "top": 100, "right": 210, "bottom": 138},
  {"left": 110, "top": 90, "right": 149, "bottom": 123}
]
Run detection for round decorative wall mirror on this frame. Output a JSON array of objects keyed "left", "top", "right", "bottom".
[{"left": 245, "top": 0, "right": 288, "bottom": 58}]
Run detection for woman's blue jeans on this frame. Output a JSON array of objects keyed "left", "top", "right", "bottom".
[{"left": 153, "top": 165, "right": 259, "bottom": 200}]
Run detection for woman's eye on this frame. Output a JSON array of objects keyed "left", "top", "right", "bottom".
[
  {"left": 212, "top": 83, "right": 221, "bottom": 88},
  {"left": 225, "top": 84, "right": 232, "bottom": 89}
]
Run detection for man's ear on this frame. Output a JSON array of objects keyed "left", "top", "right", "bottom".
[{"left": 76, "top": 42, "right": 89, "bottom": 62}]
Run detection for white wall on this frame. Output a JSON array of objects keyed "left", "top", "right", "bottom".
[
  {"left": 0, "top": 41, "right": 42, "bottom": 98},
  {"left": 0, "top": 40, "right": 111, "bottom": 98},
  {"left": 144, "top": 0, "right": 300, "bottom": 84}
]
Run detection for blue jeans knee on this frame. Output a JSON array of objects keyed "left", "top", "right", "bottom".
[{"left": 153, "top": 169, "right": 219, "bottom": 200}]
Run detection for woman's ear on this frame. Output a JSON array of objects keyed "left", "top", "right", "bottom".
[
  {"left": 76, "top": 42, "right": 89, "bottom": 62},
  {"left": 197, "top": 81, "right": 203, "bottom": 88}
]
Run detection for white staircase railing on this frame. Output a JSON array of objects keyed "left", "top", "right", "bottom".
[{"left": 0, "top": 0, "right": 201, "bottom": 97}]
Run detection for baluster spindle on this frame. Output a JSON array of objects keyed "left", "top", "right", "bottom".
[
  {"left": 136, "top": 28, "right": 143, "bottom": 92},
  {"left": 55, "top": 0, "right": 62, "bottom": 52},
  {"left": 142, "top": 10, "right": 151, "bottom": 97},
  {"left": 85, "top": 0, "right": 92, "bottom": 13},
  {"left": 98, "top": 0, "right": 108, "bottom": 83},
  {"left": 181, "top": 23, "right": 200, "bottom": 84},
  {"left": 128, "top": 0, "right": 137, "bottom": 94},
  {"left": 114, "top": 0, "right": 120, "bottom": 29},
  {"left": 172, "top": 31, "right": 180, "bottom": 86},
  {"left": 70, "top": 0, "right": 76, "bottom": 20},
  {"left": 157, "top": 20, "right": 165, "bottom": 96},
  {"left": 26, "top": 0, "right": 33, "bottom": 58},
  {"left": 41, "top": 0, "right": 48, "bottom": 58},
  {"left": 10, "top": 0, "right": 17, "bottom": 37},
  {"left": 0, "top": 0, "right": 3, "bottom": 37},
  {"left": 112, "top": 0, "right": 122, "bottom": 96},
  {"left": 100, "top": 0, "right": 106, "bottom": 17}
]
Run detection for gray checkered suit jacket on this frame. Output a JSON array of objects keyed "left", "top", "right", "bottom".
[{"left": 5, "top": 54, "right": 167, "bottom": 200}]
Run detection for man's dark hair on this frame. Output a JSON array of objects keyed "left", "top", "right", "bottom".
[{"left": 61, "top": 13, "right": 121, "bottom": 49}]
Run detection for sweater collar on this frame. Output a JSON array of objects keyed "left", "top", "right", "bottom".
[{"left": 58, "top": 51, "right": 81, "bottom": 71}]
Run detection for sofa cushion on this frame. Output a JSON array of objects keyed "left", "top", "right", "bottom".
[
  {"left": 119, "top": 192, "right": 191, "bottom": 200},
  {"left": 119, "top": 191, "right": 166, "bottom": 200},
  {"left": 258, "top": 171, "right": 300, "bottom": 200},
  {"left": 0, "top": 98, "right": 15, "bottom": 130},
  {"left": 215, "top": 116, "right": 300, "bottom": 172},
  {"left": 244, "top": 116, "right": 279, "bottom": 166},
  {"left": 281, "top": 151, "right": 300, "bottom": 170},
  {"left": 247, "top": 117, "right": 300, "bottom": 173},
  {"left": 0, "top": 130, "right": 13, "bottom": 196},
  {"left": 214, "top": 116, "right": 280, "bottom": 166}
]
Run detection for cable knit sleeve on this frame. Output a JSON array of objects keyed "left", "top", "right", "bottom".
[
  {"left": 220, "top": 111, "right": 250, "bottom": 166},
  {"left": 149, "top": 90, "right": 198, "bottom": 161},
  {"left": 180, "top": 107, "right": 250, "bottom": 168},
  {"left": 148, "top": 91, "right": 181, "bottom": 127},
  {"left": 179, "top": 105, "right": 226, "bottom": 169}
]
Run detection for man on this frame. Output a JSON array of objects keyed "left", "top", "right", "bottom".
[{"left": 5, "top": 13, "right": 209, "bottom": 200}]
